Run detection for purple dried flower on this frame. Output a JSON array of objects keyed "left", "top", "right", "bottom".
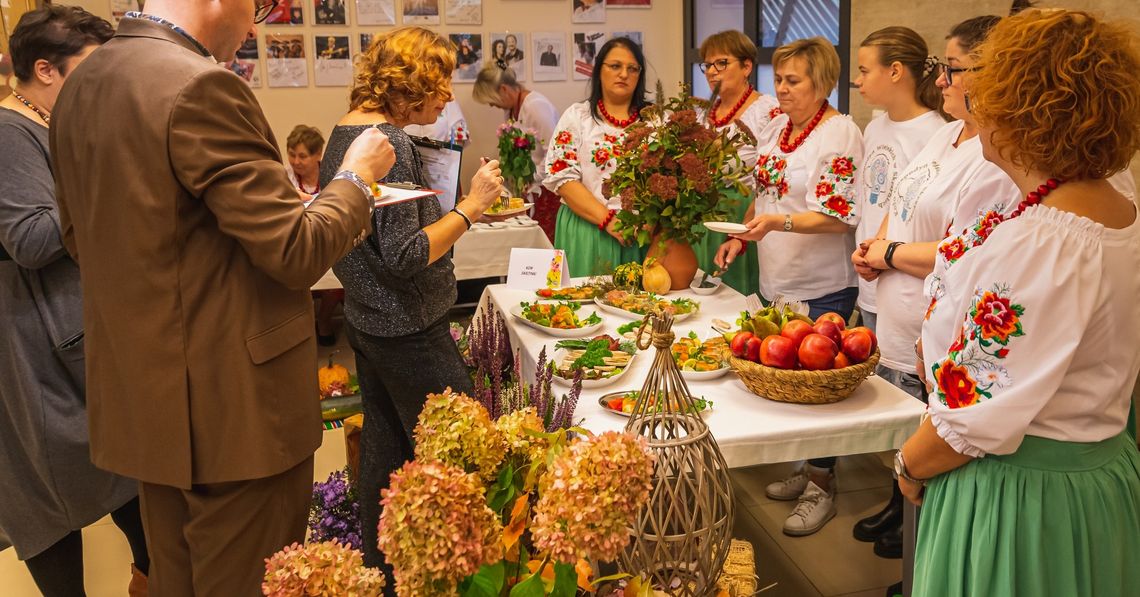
[{"left": 308, "top": 468, "right": 362, "bottom": 549}]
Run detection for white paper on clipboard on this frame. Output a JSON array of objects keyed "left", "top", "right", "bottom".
[
  {"left": 373, "top": 184, "right": 442, "bottom": 208},
  {"left": 409, "top": 135, "right": 463, "bottom": 212}
]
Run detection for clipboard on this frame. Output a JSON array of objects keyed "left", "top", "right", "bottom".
[{"left": 410, "top": 134, "right": 463, "bottom": 212}]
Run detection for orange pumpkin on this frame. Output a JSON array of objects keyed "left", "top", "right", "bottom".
[{"left": 318, "top": 352, "right": 350, "bottom": 396}]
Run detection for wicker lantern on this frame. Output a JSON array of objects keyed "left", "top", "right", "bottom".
[{"left": 621, "top": 311, "right": 735, "bottom": 595}]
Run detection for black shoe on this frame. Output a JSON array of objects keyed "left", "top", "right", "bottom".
[
  {"left": 885, "top": 581, "right": 903, "bottom": 597},
  {"left": 853, "top": 482, "right": 903, "bottom": 542},
  {"left": 873, "top": 522, "right": 903, "bottom": 559}
]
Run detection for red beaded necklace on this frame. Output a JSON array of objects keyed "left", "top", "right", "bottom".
[
  {"left": 297, "top": 178, "right": 320, "bottom": 195},
  {"left": 778, "top": 100, "right": 828, "bottom": 153},
  {"left": 978, "top": 177, "right": 1064, "bottom": 246},
  {"left": 597, "top": 99, "right": 639, "bottom": 128},
  {"left": 710, "top": 85, "right": 753, "bottom": 128}
]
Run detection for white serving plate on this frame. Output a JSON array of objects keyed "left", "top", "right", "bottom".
[
  {"left": 703, "top": 221, "right": 749, "bottom": 234},
  {"left": 596, "top": 391, "right": 713, "bottom": 417},
  {"left": 484, "top": 203, "right": 534, "bottom": 218},
  {"left": 510, "top": 304, "right": 604, "bottom": 338},
  {"left": 593, "top": 295, "right": 698, "bottom": 322},
  {"left": 551, "top": 347, "right": 636, "bottom": 389},
  {"left": 689, "top": 269, "right": 723, "bottom": 295}
]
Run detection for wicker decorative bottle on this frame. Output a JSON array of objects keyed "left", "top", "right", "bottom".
[{"left": 621, "top": 311, "right": 735, "bottom": 595}]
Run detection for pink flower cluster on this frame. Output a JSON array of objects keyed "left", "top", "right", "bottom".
[
  {"left": 378, "top": 461, "right": 503, "bottom": 596},
  {"left": 413, "top": 388, "right": 506, "bottom": 480},
  {"left": 531, "top": 431, "right": 655, "bottom": 564},
  {"left": 262, "top": 539, "right": 385, "bottom": 596}
]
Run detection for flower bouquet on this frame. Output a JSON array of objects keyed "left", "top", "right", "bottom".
[
  {"left": 262, "top": 539, "right": 385, "bottom": 596},
  {"left": 606, "top": 83, "right": 755, "bottom": 289},
  {"left": 496, "top": 121, "right": 541, "bottom": 202}
]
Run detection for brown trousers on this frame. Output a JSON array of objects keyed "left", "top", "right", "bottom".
[{"left": 138, "top": 456, "right": 313, "bottom": 596}]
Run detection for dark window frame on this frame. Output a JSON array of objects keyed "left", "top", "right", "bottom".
[{"left": 684, "top": 0, "right": 851, "bottom": 112}]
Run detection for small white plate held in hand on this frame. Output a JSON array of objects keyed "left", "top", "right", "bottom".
[{"left": 703, "top": 221, "right": 749, "bottom": 234}]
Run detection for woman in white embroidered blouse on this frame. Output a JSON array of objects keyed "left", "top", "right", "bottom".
[
  {"left": 900, "top": 11, "right": 1140, "bottom": 595},
  {"left": 692, "top": 30, "right": 779, "bottom": 296},
  {"left": 715, "top": 36, "right": 863, "bottom": 538},
  {"left": 542, "top": 37, "right": 649, "bottom": 276}
]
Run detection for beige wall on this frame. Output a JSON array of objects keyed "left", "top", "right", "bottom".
[
  {"left": 65, "top": 0, "right": 683, "bottom": 186},
  {"left": 849, "top": 0, "right": 1140, "bottom": 185}
]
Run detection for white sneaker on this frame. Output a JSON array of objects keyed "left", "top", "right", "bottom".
[
  {"left": 764, "top": 468, "right": 809, "bottom": 501},
  {"left": 782, "top": 480, "right": 837, "bottom": 536}
]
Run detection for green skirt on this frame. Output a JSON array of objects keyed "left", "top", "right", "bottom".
[
  {"left": 693, "top": 198, "right": 759, "bottom": 296},
  {"left": 553, "top": 206, "right": 645, "bottom": 278},
  {"left": 914, "top": 432, "right": 1140, "bottom": 597}
]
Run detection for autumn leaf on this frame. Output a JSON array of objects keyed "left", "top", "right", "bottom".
[{"left": 502, "top": 494, "right": 530, "bottom": 551}]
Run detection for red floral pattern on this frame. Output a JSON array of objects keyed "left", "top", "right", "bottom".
[
  {"left": 816, "top": 155, "right": 858, "bottom": 222},
  {"left": 931, "top": 284, "right": 1024, "bottom": 409},
  {"left": 933, "top": 361, "right": 981, "bottom": 409},
  {"left": 555, "top": 130, "right": 573, "bottom": 146},
  {"left": 755, "top": 154, "right": 789, "bottom": 199},
  {"left": 825, "top": 195, "right": 851, "bottom": 218},
  {"left": 971, "top": 290, "right": 1023, "bottom": 344},
  {"left": 938, "top": 237, "right": 968, "bottom": 263}
]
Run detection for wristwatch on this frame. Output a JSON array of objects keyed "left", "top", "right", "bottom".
[
  {"left": 894, "top": 449, "right": 927, "bottom": 486},
  {"left": 783, "top": 214, "right": 793, "bottom": 232}
]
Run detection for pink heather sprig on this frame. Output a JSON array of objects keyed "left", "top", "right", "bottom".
[
  {"left": 262, "top": 539, "right": 385, "bottom": 596},
  {"left": 413, "top": 389, "right": 506, "bottom": 481},
  {"left": 531, "top": 432, "right": 654, "bottom": 563},
  {"left": 378, "top": 461, "right": 503, "bottom": 596}
]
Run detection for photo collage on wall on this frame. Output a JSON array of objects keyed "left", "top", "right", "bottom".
[{"left": 190, "top": 0, "right": 641, "bottom": 88}]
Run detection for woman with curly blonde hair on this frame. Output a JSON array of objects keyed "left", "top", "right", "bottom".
[
  {"left": 897, "top": 9, "right": 1140, "bottom": 595},
  {"left": 318, "top": 26, "right": 504, "bottom": 578}
]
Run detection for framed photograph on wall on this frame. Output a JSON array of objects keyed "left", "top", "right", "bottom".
[
  {"left": 445, "top": 0, "right": 481, "bottom": 25},
  {"left": 532, "top": 32, "right": 565, "bottom": 82},
  {"left": 572, "top": 31, "right": 605, "bottom": 80},
  {"left": 313, "top": 0, "right": 347, "bottom": 24},
  {"left": 490, "top": 32, "right": 526, "bottom": 82},
  {"left": 611, "top": 30, "right": 643, "bottom": 48},
  {"left": 223, "top": 36, "right": 262, "bottom": 88},
  {"left": 606, "top": 0, "right": 651, "bottom": 6},
  {"left": 450, "top": 33, "right": 484, "bottom": 82},
  {"left": 266, "top": 0, "right": 305, "bottom": 24},
  {"left": 571, "top": 0, "right": 605, "bottom": 24},
  {"left": 315, "top": 34, "right": 352, "bottom": 86},
  {"left": 404, "top": 0, "right": 441, "bottom": 25},
  {"left": 355, "top": 0, "right": 395, "bottom": 25},
  {"left": 359, "top": 33, "right": 375, "bottom": 53},
  {"left": 266, "top": 34, "right": 309, "bottom": 87}
]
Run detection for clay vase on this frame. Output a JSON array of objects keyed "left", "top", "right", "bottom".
[{"left": 646, "top": 236, "right": 698, "bottom": 291}]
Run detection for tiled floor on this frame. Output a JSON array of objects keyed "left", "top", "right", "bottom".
[{"left": 0, "top": 314, "right": 903, "bottom": 596}]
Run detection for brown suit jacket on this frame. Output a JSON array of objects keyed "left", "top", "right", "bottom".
[{"left": 50, "top": 19, "right": 371, "bottom": 488}]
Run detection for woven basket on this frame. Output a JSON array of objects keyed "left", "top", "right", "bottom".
[{"left": 729, "top": 348, "right": 880, "bottom": 404}]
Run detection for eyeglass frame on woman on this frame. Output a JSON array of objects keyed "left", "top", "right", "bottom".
[
  {"left": 254, "top": 0, "right": 280, "bottom": 24},
  {"left": 698, "top": 58, "right": 739, "bottom": 74},
  {"left": 939, "top": 62, "right": 979, "bottom": 86},
  {"left": 602, "top": 62, "right": 642, "bottom": 76}
]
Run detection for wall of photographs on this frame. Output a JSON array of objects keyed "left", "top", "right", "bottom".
[{"left": 86, "top": 0, "right": 679, "bottom": 184}]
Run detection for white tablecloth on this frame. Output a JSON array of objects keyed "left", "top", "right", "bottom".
[
  {"left": 312, "top": 217, "right": 553, "bottom": 290},
  {"left": 479, "top": 281, "right": 925, "bottom": 468}
]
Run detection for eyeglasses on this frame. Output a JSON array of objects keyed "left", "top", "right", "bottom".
[
  {"left": 254, "top": 0, "right": 279, "bottom": 24},
  {"left": 602, "top": 62, "right": 642, "bottom": 76},
  {"left": 698, "top": 58, "right": 738, "bottom": 74},
  {"left": 940, "top": 62, "right": 978, "bottom": 86}
]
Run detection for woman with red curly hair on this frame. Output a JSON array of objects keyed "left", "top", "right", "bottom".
[
  {"left": 318, "top": 26, "right": 504, "bottom": 579},
  {"left": 898, "top": 9, "right": 1140, "bottom": 595}
]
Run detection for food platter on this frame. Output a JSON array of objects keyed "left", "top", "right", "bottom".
[
  {"left": 594, "top": 291, "right": 699, "bottom": 322},
  {"left": 510, "top": 302, "right": 604, "bottom": 338},
  {"left": 597, "top": 390, "right": 713, "bottom": 417},
  {"left": 550, "top": 338, "right": 637, "bottom": 389}
]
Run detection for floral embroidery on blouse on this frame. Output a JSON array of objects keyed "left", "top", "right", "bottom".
[
  {"left": 554, "top": 130, "right": 574, "bottom": 146},
  {"left": 768, "top": 107, "right": 783, "bottom": 120},
  {"left": 755, "top": 154, "right": 790, "bottom": 199},
  {"left": 588, "top": 134, "right": 624, "bottom": 169},
  {"left": 816, "top": 156, "right": 857, "bottom": 221},
  {"left": 931, "top": 284, "right": 1024, "bottom": 408},
  {"left": 547, "top": 129, "right": 580, "bottom": 176}
]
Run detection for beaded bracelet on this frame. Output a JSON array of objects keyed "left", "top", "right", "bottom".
[{"left": 598, "top": 209, "right": 617, "bottom": 231}]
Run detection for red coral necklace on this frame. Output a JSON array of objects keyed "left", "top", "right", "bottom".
[
  {"left": 710, "top": 85, "right": 753, "bottom": 128},
  {"left": 779, "top": 100, "right": 828, "bottom": 153},
  {"left": 597, "top": 100, "right": 638, "bottom": 128}
]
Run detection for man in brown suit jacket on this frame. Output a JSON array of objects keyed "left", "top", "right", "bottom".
[{"left": 49, "top": 1, "right": 396, "bottom": 593}]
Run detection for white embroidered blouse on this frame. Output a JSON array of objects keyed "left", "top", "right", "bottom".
[{"left": 541, "top": 101, "right": 629, "bottom": 210}]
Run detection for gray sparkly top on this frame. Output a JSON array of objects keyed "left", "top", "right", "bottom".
[{"left": 320, "top": 123, "right": 456, "bottom": 337}]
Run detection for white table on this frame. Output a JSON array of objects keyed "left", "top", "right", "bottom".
[
  {"left": 312, "top": 217, "right": 553, "bottom": 290},
  {"left": 479, "top": 280, "right": 925, "bottom": 468}
]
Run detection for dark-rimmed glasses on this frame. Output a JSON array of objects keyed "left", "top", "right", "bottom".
[
  {"left": 940, "top": 62, "right": 979, "bottom": 86},
  {"left": 254, "top": 0, "right": 280, "bottom": 24},
  {"left": 698, "top": 58, "right": 738, "bottom": 74}
]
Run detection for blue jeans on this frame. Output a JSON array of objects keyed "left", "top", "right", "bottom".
[
  {"left": 805, "top": 287, "right": 858, "bottom": 471},
  {"left": 877, "top": 364, "right": 928, "bottom": 403}
]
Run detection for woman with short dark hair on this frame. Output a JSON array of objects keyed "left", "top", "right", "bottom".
[{"left": 0, "top": 6, "right": 149, "bottom": 596}]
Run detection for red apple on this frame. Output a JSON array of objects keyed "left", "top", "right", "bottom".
[
  {"left": 841, "top": 330, "right": 874, "bottom": 363},
  {"left": 834, "top": 352, "right": 852, "bottom": 369},
  {"left": 816, "top": 312, "right": 847, "bottom": 331},
  {"left": 760, "top": 335, "right": 798, "bottom": 369},
  {"left": 798, "top": 333, "right": 838, "bottom": 370},
  {"left": 812, "top": 320, "right": 843, "bottom": 346},
  {"left": 745, "top": 336, "right": 763, "bottom": 363},
  {"left": 730, "top": 331, "right": 754, "bottom": 358},
  {"left": 780, "top": 319, "right": 813, "bottom": 348},
  {"left": 847, "top": 326, "right": 878, "bottom": 353}
]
